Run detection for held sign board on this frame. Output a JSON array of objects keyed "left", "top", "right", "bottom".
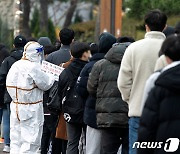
[{"left": 41, "top": 61, "right": 64, "bottom": 81}]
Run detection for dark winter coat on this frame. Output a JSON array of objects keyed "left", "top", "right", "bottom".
[
  {"left": 87, "top": 43, "right": 130, "bottom": 128},
  {"left": 0, "top": 48, "right": 23, "bottom": 107},
  {"left": 0, "top": 45, "right": 10, "bottom": 66},
  {"left": 138, "top": 63, "right": 180, "bottom": 154},
  {"left": 76, "top": 53, "right": 105, "bottom": 128},
  {"left": 58, "top": 58, "right": 88, "bottom": 122}
]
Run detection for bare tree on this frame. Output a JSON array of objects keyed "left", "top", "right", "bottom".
[
  {"left": 39, "top": 0, "right": 48, "bottom": 32},
  {"left": 22, "top": 0, "right": 31, "bottom": 38},
  {"left": 63, "top": 0, "right": 78, "bottom": 28},
  {"left": 94, "top": 0, "right": 100, "bottom": 43},
  {"left": 19, "top": 0, "right": 31, "bottom": 38}
]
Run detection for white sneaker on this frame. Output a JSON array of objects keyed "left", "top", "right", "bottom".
[{"left": 3, "top": 145, "right": 10, "bottom": 153}]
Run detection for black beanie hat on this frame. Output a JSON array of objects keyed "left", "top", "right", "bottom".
[
  {"left": 14, "top": 35, "right": 27, "bottom": 48},
  {"left": 99, "top": 32, "right": 116, "bottom": 53}
]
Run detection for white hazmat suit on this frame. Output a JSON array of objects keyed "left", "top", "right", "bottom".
[{"left": 6, "top": 41, "right": 55, "bottom": 154}]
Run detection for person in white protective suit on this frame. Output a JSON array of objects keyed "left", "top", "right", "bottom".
[{"left": 6, "top": 41, "right": 55, "bottom": 154}]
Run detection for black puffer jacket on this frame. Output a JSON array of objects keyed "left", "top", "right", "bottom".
[
  {"left": 76, "top": 53, "right": 105, "bottom": 128},
  {"left": 138, "top": 63, "right": 180, "bottom": 154},
  {"left": 0, "top": 48, "right": 23, "bottom": 107},
  {"left": 87, "top": 43, "right": 130, "bottom": 128}
]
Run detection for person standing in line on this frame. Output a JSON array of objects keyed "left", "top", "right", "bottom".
[
  {"left": 155, "top": 21, "right": 180, "bottom": 71},
  {"left": 0, "top": 36, "right": 27, "bottom": 153},
  {"left": 117, "top": 9, "right": 167, "bottom": 154},
  {"left": 45, "top": 28, "right": 75, "bottom": 154},
  {"left": 37, "top": 37, "right": 58, "bottom": 154},
  {"left": 77, "top": 33, "right": 117, "bottom": 154},
  {"left": 138, "top": 34, "right": 180, "bottom": 154},
  {"left": 0, "top": 44, "right": 10, "bottom": 109},
  {"left": 0, "top": 44, "right": 10, "bottom": 145},
  {"left": 75, "top": 42, "right": 101, "bottom": 154},
  {"left": 87, "top": 36, "right": 132, "bottom": 154},
  {"left": 58, "top": 41, "right": 91, "bottom": 154}
]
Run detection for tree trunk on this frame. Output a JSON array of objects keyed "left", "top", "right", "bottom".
[
  {"left": 63, "top": 0, "right": 78, "bottom": 28},
  {"left": 39, "top": 0, "right": 48, "bottom": 32},
  {"left": 94, "top": 1, "right": 100, "bottom": 43},
  {"left": 21, "top": 0, "right": 31, "bottom": 38}
]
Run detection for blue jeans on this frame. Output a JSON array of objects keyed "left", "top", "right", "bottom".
[
  {"left": 129, "top": 117, "right": 140, "bottom": 154},
  {"left": 3, "top": 104, "right": 10, "bottom": 145}
]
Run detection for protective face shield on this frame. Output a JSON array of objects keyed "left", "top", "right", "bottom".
[
  {"left": 23, "top": 41, "right": 44, "bottom": 63},
  {"left": 36, "top": 46, "right": 44, "bottom": 63}
]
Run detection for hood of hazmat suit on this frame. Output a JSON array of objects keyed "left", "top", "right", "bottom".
[
  {"left": 22, "top": 41, "right": 44, "bottom": 63},
  {"left": 6, "top": 41, "right": 55, "bottom": 153}
]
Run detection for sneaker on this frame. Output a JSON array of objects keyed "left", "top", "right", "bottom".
[{"left": 3, "top": 145, "right": 10, "bottom": 153}]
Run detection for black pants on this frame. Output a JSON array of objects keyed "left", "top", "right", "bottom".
[
  {"left": 41, "top": 115, "right": 58, "bottom": 154},
  {"left": 66, "top": 123, "right": 86, "bottom": 154},
  {"left": 51, "top": 138, "right": 67, "bottom": 154},
  {"left": 101, "top": 127, "right": 129, "bottom": 154}
]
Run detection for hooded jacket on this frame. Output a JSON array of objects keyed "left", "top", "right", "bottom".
[
  {"left": 98, "top": 32, "right": 117, "bottom": 53},
  {"left": 87, "top": 43, "right": 130, "bottom": 128},
  {"left": 0, "top": 48, "right": 23, "bottom": 107},
  {"left": 138, "top": 62, "right": 180, "bottom": 154}
]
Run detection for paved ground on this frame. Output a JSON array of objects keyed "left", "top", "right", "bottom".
[
  {"left": 0, "top": 143, "right": 7, "bottom": 153},
  {"left": 0, "top": 142, "right": 122, "bottom": 153},
  {"left": 0, "top": 143, "right": 4, "bottom": 153}
]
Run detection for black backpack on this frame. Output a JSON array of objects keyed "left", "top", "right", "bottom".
[
  {"left": 62, "top": 69, "right": 84, "bottom": 124},
  {"left": 46, "top": 81, "right": 61, "bottom": 115}
]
